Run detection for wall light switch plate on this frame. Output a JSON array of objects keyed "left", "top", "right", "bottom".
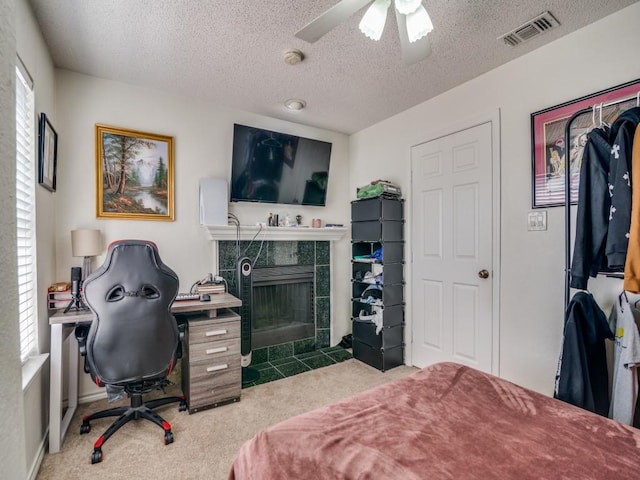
[{"left": 527, "top": 211, "right": 547, "bottom": 231}]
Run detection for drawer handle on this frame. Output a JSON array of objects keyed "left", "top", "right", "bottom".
[
  {"left": 206, "top": 346, "right": 228, "bottom": 355},
  {"left": 205, "top": 329, "right": 228, "bottom": 337},
  {"left": 206, "top": 363, "right": 228, "bottom": 373}
]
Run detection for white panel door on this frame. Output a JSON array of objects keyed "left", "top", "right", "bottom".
[{"left": 411, "top": 121, "right": 494, "bottom": 373}]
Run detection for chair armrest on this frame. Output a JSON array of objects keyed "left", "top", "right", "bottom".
[
  {"left": 75, "top": 325, "right": 90, "bottom": 356},
  {"left": 176, "top": 323, "right": 186, "bottom": 359},
  {"left": 75, "top": 325, "right": 91, "bottom": 373}
]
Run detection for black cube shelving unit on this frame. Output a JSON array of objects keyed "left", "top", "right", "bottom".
[{"left": 351, "top": 196, "right": 404, "bottom": 371}]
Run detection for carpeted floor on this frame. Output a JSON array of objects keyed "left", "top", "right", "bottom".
[{"left": 36, "top": 359, "right": 418, "bottom": 480}]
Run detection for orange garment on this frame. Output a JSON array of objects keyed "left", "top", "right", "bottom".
[{"left": 623, "top": 124, "right": 640, "bottom": 292}]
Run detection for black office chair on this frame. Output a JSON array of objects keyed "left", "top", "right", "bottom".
[{"left": 75, "top": 239, "right": 187, "bottom": 464}]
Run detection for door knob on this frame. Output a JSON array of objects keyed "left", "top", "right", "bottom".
[{"left": 478, "top": 269, "right": 489, "bottom": 279}]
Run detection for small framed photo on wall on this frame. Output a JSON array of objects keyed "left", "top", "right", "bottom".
[{"left": 38, "top": 113, "right": 58, "bottom": 192}]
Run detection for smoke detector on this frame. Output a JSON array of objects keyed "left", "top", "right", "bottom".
[
  {"left": 284, "top": 49, "right": 304, "bottom": 65},
  {"left": 498, "top": 11, "right": 560, "bottom": 47}
]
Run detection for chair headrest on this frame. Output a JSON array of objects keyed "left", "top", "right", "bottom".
[{"left": 84, "top": 239, "right": 179, "bottom": 308}]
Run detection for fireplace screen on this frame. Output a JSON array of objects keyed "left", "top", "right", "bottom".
[{"left": 252, "top": 265, "right": 315, "bottom": 348}]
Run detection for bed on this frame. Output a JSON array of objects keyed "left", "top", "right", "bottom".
[{"left": 229, "top": 362, "right": 640, "bottom": 479}]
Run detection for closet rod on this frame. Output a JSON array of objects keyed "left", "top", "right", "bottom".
[
  {"left": 563, "top": 90, "right": 640, "bottom": 317},
  {"left": 592, "top": 91, "right": 640, "bottom": 110}
]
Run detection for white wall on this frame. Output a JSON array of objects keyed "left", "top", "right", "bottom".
[
  {"left": 0, "top": 2, "right": 27, "bottom": 479},
  {"left": 55, "top": 71, "right": 351, "bottom": 399},
  {"left": 350, "top": 2, "right": 640, "bottom": 394},
  {"left": 8, "top": 0, "right": 59, "bottom": 477}
]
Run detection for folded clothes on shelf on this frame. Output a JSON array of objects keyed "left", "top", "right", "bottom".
[
  {"left": 358, "top": 308, "right": 383, "bottom": 335},
  {"left": 353, "top": 270, "right": 383, "bottom": 284},
  {"left": 359, "top": 296, "right": 383, "bottom": 306},
  {"left": 353, "top": 247, "right": 383, "bottom": 262},
  {"left": 358, "top": 284, "right": 383, "bottom": 306},
  {"left": 356, "top": 180, "right": 402, "bottom": 199},
  {"left": 362, "top": 271, "right": 383, "bottom": 285},
  {"left": 362, "top": 284, "right": 382, "bottom": 297}
]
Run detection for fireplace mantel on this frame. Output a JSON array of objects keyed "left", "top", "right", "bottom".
[{"left": 203, "top": 225, "right": 348, "bottom": 242}]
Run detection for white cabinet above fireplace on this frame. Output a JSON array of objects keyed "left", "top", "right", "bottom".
[{"left": 203, "top": 225, "right": 348, "bottom": 242}]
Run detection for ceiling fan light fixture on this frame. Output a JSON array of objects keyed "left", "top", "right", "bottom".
[
  {"left": 394, "top": 0, "right": 422, "bottom": 15},
  {"left": 406, "top": 4, "right": 433, "bottom": 43},
  {"left": 359, "top": 0, "right": 391, "bottom": 41}
]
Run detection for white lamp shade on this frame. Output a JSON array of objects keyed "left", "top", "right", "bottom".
[
  {"left": 406, "top": 4, "right": 433, "bottom": 43},
  {"left": 394, "top": 0, "right": 422, "bottom": 15},
  {"left": 359, "top": 0, "right": 391, "bottom": 41},
  {"left": 71, "top": 229, "right": 102, "bottom": 257}
]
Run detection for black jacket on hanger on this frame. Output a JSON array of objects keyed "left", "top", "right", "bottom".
[
  {"left": 570, "top": 127, "right": 612, "bottom": 290},
  {"left": 555, "top": 291, "right": 613, "bottom": 416},
  {"left": 606, "top": 106, "right": 640, "bottom": 268}
]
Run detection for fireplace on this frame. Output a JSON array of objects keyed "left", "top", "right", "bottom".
[
  {"left": 216, "top": 239, "right": 335, "bottom": 359},
  {"left": 252, "top": 265, "right": 315, "bottom": 349}
]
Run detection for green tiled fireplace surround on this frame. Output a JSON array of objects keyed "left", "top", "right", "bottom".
[
  {"left": 218, "top": 240, "right": 332, "bottom": 356},
  {"left": 244, "top": 346, "right": 352, "bottom": 387}
]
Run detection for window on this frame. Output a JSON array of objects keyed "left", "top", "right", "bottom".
[{"left": 16, "top": 58, "right": 37, "bottom": 363}]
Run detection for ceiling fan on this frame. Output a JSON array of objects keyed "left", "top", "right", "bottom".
[{"left": 295, "top": 0, "right": 434, "bottom": 65}]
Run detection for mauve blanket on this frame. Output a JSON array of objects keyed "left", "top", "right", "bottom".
[{"left": 228, "top": 362, "right": 640, "bottom": 479}]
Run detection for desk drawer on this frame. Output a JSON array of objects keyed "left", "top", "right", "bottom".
[
  {"left": 185, "top": 356, "right": 241, "bottom": 411},
  {"left": 188, "top": 380, "right": 241, "bottom": 410},
  {"left": 188, "top": 357, "right": 241, "bottom": 408},
  {"left": 188, "top": 352, "right": 240, "bottom": 384},
  {"left": 188, "top": 320, "right": 240, "bottom": 344},
  {"left": 188, "top": 338, "right": 240, "bottom": 363}
]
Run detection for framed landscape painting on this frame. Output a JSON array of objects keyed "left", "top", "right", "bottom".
[
  {"left": 95, "top": 124, "right": 174, "bottom": 220},
  {"left": 530, "top": 78, "right": 640, "bottom": 208}
]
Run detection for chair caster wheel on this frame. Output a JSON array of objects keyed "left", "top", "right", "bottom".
[
  {"left": 164, "top": 431, "right": 174, "bottom": 445},
  {"left": 178, "top": 401, "right": 187, "bottom": 412},
  {"left": 80, "top": 423, "right": 91, "bottom": 434},
  {"left": 91, "top": 449, "right": 103, "bottom": 464}
]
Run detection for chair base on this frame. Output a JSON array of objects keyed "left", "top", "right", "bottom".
[{"left": 80, "top": 391, "right": 187, "bottom": 464}]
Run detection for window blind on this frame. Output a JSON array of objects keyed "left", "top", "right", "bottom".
[{"left": 16, "top": 59, "right": 37, "bottom": 363}]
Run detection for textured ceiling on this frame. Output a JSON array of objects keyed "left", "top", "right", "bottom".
[{"left": 28, "top": 0, "right": 639, "bottom": 134}]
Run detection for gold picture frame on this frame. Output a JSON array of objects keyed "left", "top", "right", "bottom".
[{"left": 95, "top": 124, "right": 174, "bottom": 221}]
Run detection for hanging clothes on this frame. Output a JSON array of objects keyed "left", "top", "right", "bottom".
[
  {"left": 555, "top": 291, "right": 613, "bottom": 416},
  {"left": 571, "top": 106, "right": 640, "bottom": 290},
  {"left": 607, "top": 292, "right": 640, "bottom": 425},
  {"left": 570, "top": 127, "right": 612, "bottom": 290},
  {"left": 605, "top": 107, "right": 640, "bottom": 268},
  {"left": 623, "top": 124, "right": 640, "bottom": 292}
]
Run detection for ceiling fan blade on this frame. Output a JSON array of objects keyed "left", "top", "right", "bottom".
[
  {"left": 395, "top": 7, "right": 432, "bottom": 65},
  {"left": 295, "top": 0, "right": 373, "bottom": 43}
]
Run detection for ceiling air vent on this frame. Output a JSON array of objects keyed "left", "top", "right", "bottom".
[{"left": 498, "top": 11, "right": 560, "bottom": 47}]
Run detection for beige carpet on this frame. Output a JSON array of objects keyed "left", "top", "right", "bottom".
[{"left": 36, "top": 359, "right": 418, "bottom": 480}]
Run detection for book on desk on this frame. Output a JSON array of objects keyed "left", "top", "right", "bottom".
[
  {"left": 195, "top": 282, "right": 225, "bottom": 294},
  {"left": 47, "top": 288, "right": 72, "bottom": 311}
]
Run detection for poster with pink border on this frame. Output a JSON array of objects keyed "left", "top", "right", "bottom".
[{"left": 531, "top": 79, "right": 640, "bottom": 208}]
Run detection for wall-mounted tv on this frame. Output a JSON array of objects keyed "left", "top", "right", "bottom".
[{"left": 230, "top": 124, "right": 332, "bottom": 206}]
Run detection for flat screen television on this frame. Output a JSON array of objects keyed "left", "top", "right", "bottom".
[{"left": 230, "top": 124, "right": 332, "bottom": 206}]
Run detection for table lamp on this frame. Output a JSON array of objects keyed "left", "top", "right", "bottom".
[{"left": 71, "top": 229, "right": 102, "bottom": 281}]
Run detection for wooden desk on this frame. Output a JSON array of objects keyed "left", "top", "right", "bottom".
[{"left": 48, "top": 293, "right": 241, "bottom": 454}]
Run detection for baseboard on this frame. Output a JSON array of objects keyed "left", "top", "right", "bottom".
[
  {"left": 78, "top": 390, "right": 108, "bottom": 405},
  {"left": 27, "top": 429, "right": 47, "bottom": 480}
]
